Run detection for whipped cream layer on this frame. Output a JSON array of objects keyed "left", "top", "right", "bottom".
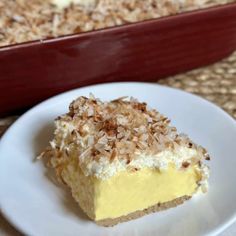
[{"left": 52, "top": 0, "right": 97, "bottom": 8}]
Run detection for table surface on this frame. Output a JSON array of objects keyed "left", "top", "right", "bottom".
[{"left": 0, "top": 52, "right": 236, "bottom": 236}]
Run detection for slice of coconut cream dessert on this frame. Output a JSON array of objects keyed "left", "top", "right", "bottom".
[{"left": 40, "top": 96, "right": 210, "bottom": 226}]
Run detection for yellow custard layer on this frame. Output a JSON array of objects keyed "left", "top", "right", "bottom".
[
  {"left": 62, "top": 162, "right": 201, "bottom": 221},
  {"left": 94, "top": 165, "right": 200, "bottom": 220}
]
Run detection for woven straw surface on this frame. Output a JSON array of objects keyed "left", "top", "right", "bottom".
[{"left": 159, "top": 51, "right": 236, "bottom": 119}]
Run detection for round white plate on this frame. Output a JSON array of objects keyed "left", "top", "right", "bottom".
[{"left": 0, "top": 82, "right": 236, "bottom": 236}]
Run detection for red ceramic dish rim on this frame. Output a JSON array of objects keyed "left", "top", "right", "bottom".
[{"left": 1, "top": 2, "right": 235, "bottom": 51}]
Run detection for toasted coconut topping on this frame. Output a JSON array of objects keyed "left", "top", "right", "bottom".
[
  {"left": 40, "top": 95, "right": 210, "bottom": 187},
  {"left": 0, "top": 0, "right": 234, "bottom": 47}
]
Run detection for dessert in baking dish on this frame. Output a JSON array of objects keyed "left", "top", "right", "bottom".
[
  {"left": 0, "top": 0, "right": 234, "bottom": 47},
  {"left": 40, "top": 95, "right": 210, "bottom": 226}
]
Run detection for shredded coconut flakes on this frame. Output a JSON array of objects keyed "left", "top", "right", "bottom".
[
  {"left": 0, "top": 0, "right": 234, "bottom": 47},
  {"left": 40, "top": 96, "right": 210, "bottom": 182}
]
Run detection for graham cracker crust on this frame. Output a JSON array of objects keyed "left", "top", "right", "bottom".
[{"left": 96, "top": 195, "right": 191, "bottom": 227}]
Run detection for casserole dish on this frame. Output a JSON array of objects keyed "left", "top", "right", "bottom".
[{"left": 0, "top": 3, "right": 236, "bottom": 115}]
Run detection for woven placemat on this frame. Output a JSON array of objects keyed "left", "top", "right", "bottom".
[
  {"left": 0, "top": 51, "right": 236, "bottom": 236},
  {"left": 159, "top": 51, "right": 236, "bottom": 119}
]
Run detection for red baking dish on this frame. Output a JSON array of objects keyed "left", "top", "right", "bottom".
[{"left": 0, "top": 3, "right": 236, "bottom": 116}]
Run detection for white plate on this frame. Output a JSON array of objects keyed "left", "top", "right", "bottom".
[{"left": 0, "top": 82, "right": 236, "bottom": 236}]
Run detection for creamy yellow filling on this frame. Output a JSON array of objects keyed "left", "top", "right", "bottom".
[
  {"left": 94, "top": 165, "right": 200, "bottom": 220},
  {"left": 62, "top": 163, "right": 201, "bottom": 221}
]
